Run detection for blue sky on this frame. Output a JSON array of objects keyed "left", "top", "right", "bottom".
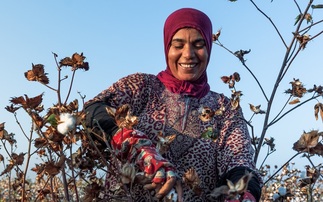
[{"left": 1, "top": 1, "right": 323, "bottom": 175}]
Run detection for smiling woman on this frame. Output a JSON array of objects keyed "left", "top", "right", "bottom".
[
  {"left": 84, "top": 8, "right": 261, "bottom": 202},
  {"left": 167, "top": 28, "right": 208, "bottom": 83}
]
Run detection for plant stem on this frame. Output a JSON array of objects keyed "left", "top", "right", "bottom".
[
  {"left": 53, "top": 53, "right": 62, "bottom": 106},
  {"left": 60, "top": 153, "right": 70, "bottom": 201},
  {"left": 70, "top": 145, "right": 80, "bottom": 202},
  {"left": 21, "top": 124, "right": 35, "bottom": 201},
  {"left": 64, "top": 70, "right": 76, "bottom": 105},
  {"left": 264, "top": 152, "right": 301, "bottom": 184}
]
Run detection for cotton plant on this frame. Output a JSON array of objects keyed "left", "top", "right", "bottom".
[{"left": 0, "top": 52, "right": 103, "bottom": 201}]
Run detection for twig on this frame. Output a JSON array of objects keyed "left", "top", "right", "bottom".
[
  {"left": 69, "top": 145, "right": 80, "bottom": 202},
  {"left": 34, "top": 177, "right": 51, "bottom": 201},
  {"left": 264, "top": 152, "right": 301, "bottom": 184},
  {"left": 14, "top": 112, "right": 29, "bottom": 141},
  {"left": 61, "top": 162, "right": 70, "bottom": 201},
  {"left": 254, "top": 0, "right": 314, "bottom": 163},
  {"left": 259, "top": 146, "right": 276, "bottom": 169},
  {"left": 21, "top": 122, "right": 35, "bottom": 201},
  {"left": 53, "top": 52, "right": 62, "bottom": 106},
  {"left": 268, "top": 93, "right": 321, "bottom": 127},
  {"left": 241, "top": 63, "right": 269, "bottom": 102},
  {"left": 215, "top": 41, "right": 269, "bottom": 102},
  {"left": 64, "top": 70, "right": 77, "bottom": 105},
  {"left": 249, "top": 0, "right": 288, "bottom": 48},
  {"left": 268, "top": 95, "right": 292, "bottom": 126}
]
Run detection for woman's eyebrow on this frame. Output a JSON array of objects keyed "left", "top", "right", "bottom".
[
  {"left": 171, "top": 38, "right": 205, "bottom": 43},
  {"left": 171, "top": 38, "right": 185, "bottom": 43}
]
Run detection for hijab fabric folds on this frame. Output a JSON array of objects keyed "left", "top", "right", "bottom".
[{"left": 157, "top": 8, "right": 213, "bottom": 99}]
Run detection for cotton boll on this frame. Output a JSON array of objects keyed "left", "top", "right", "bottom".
[
  {"left": 165, "top": 188, "right": 177, "bottom": 202},
  {"left": 57, "top": 113, "right": 76, "bottom": 135},
  {"left": 278, "top": 186, "right": 287, "bottom": 196},
  {"left": 272, "top": 193, "right": 280, "bottom": 200}
]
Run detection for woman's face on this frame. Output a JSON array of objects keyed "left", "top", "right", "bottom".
[{"left": 167, "top": 28, "right": 209, "bottom": 81}]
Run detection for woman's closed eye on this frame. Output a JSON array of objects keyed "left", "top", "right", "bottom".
[
  {"left": 171, "top": 40, "right": 206, "bottom": 50},
  {"left": 193, "top": 39, "right": 206, "bottom": 49}
]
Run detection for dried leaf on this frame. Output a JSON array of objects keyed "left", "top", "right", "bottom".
[
  {"left": 320, "top": 103, "right": 323, "bottom": 122},
  {"left": 289, "top": 98, "right": 300, "bottom": 105},
  {"left": 212, "top": 29, "right": 221, "bottom": 41},
  {"left": 44, "top": 127, "right": 64, "bottom": 142},
  {"left": 0, "top": 122, "right": 8, "bottom": 140},
  {"left": 0, "top": 163, "right": 14, "bottom": 176},
  {"left": 34, "top": 137, "right": 48, "bottom": 148},
  {"left": 263, "top": 137, "right": 275, "bottom": 151},
  {"left": 214, "top": 104, "right": 225, "bottom": 116},
  {"left": 10, "top": 93, "right": 44, "bottom": 110},
  {"left": 72, "top": 53, "right": 85, "bottom": 66},
  {"left": 5, "top": 104, "right": 20, "bottom": 113},
  {"left": 234, "top": 49, "right": 251, "bottom": 61},
  {"left": 220, "top": 76, "right": 231, "bottom": 84},
  {"left": 60, "top": 52, "right": 89, "bottom": 71},
  {"left": 295, "top": 34, "right": 311, "bottom": 49},
  {"left": 199, "top": 107, "right": 215, "bottom": 122},
  {"left": 67, "top": 99, "right": 79, "bottom": 111},
  {"left": 249, "top": 103, "right": 265, "bottom": 114},
  {"left": 304, "top": 13, "right": 312, "bottom": 24},
  {"left": 31, "top": 163, "right": 45, "bottom": 174},
  {"left": 24, "top": 64, "right": 49, "bottom": 84},
  {"left": 12, "top": 152, "right": 25, "bottom": 165},
  {"left": 37, "top": 149, "right": 46, "bottom": 157},
  {"left": 307, "top": 84, "right": 323, "bottom": 94},
  {"left": 314, "top": 103, "right": 320, "bottom": 120},
  {"left": 293, "top": 130, "right": 321, "bottom": 152},
  {"left": 289, "top": 78, "right": 307, "bottom": 97},
  {"left": 115, "top": 104, "right": 138, "bottom": 129},
  {"left": 44, "top": 161, "right": 61, "bottom": 176},
  {"left": 230, "top": 96, "right": 240, "bottom": 110},
  {"left": 31, "top": 112, "right": 44, "bottom": 128},
  {"left": 232, "top": 72, "right": 240, "bottom": 82}
]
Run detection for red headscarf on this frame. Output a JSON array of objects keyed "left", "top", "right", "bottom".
[{"left": 157, "top": 8, "right": 213, "bottom": 99}]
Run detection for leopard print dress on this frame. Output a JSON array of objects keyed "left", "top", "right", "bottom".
[{"left": 86, "top": 72, "right": 257, "bottom": 201}]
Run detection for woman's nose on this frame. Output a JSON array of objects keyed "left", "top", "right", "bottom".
[{"left": 182, "top": 45, "right": 195, "bottom": 59}]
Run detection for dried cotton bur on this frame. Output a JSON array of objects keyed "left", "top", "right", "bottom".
[
  {"left": 199, "top": 106, "right": 215, "bottom": 122},
  {"left": 156, "top": 132, "right": 176, "bottom": 155},
  {"left": 292, "top": 130, "right": 323, "bottom": 156},
  {"left": 208, "top": 171, "right": 253, "bottom": 200},
  {"left": 120, "top": 162, "right": 136, "bottom": 185},
  {"left": 106, "top": 104, "right": 138, "bottom": 129},
  {"left": 183, "top": 167, "right": 202, "bottom": 196}
]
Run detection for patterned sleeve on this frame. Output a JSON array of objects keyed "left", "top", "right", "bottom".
[
  {"left": 216, "top": 95, "right": 256, "bottom": 175},
  {"left": 85, "top": 73, "right": 150, "bottom": 114}
]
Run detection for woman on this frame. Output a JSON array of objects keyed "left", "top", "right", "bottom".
[{"left": 85, "top": 8, "right": 261, "bottom": 201}]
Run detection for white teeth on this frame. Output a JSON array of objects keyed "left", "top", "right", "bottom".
[{"left": 180, "top": 64, "right": 196, "bottom": 68}]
